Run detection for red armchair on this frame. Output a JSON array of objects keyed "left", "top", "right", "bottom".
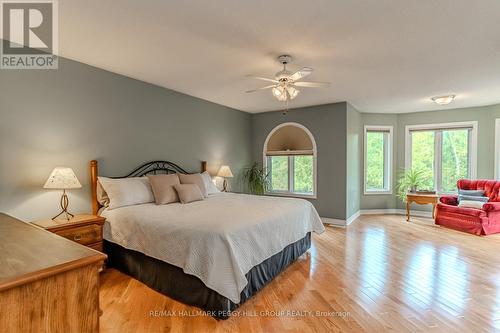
[{"left": 435, "top": 179, "right": 500, "bottom": 235}]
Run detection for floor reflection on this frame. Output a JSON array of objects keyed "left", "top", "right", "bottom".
[
  {"left": 359, "top": 227, "right": 388, "bottom": 297},
  {"left": 405, "top": 244, "right": 437, "bottom": 307},
  {"left": 435, "top": 246, "right": 468, "bottom": 313},
  {"left": 344, "top": 219, "right": 475, "bottom": 319}
]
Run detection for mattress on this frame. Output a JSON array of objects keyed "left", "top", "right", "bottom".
[{"left": 101, "top": 192, "right": 325, "bottom": 303}]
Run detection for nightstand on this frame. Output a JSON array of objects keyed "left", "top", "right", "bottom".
[{"left": 32, "top": 214, "right": 105, "bottom": 252}]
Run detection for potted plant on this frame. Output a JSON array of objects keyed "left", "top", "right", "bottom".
[
  {"left": 396, "top": 168, "right": 426, "bottom": 202},
  {"left": 242, "top": 162, "right": 270, "bottom": 195}
]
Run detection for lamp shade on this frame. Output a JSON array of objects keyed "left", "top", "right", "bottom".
[
  {"left": 217, "top": 165, "right": 233, "bottom": 178},
  {"left": 43, "top": 167, "right": 82, "bottom": 189}
]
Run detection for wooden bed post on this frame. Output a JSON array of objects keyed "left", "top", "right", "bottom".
[
  {"left": 90, "top": 160, "right": 99, "bottom": 215},
  {"left": 201, "top": 161, "right": 207, "bottom": 173}
]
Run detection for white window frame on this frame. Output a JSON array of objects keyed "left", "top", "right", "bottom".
[
  {"left": 405, "top": 121, "right": 478, "bottom": 193},
  {"left": 263, "top": 122, "right": 317, "bottom": 199},
  {"left": 363, "top": 125, "right": 393, "bottom": 195}
]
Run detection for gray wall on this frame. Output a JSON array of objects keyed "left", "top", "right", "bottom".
[
  {"left": 346, "top": 103, "right": 361, "bottom": 218},
  {"left": 0, "top": 57, "right": 252, "bottom": 221},
  {"left": 361, "top": 104, "right": 500, "bottom": 211},
  {"left": 251, "top": 103, "right": 348, "bottom": 219}
]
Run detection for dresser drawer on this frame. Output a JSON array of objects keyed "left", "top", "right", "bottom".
[{"left": 55, "top": 224, "right": 102, "bottom": 245}]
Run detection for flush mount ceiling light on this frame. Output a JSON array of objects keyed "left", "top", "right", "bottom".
[
  {"left": 246, "top": 55, "right": 330, "bottom": 104},
  {"left": 431, "top": 95, "right": 456, "bottom": 105}
]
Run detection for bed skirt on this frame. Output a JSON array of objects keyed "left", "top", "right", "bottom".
[{"left": 103, "top": 232, "right": 311, "bottom": 319}]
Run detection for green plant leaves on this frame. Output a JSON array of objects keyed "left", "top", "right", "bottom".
[{"left": 242, "top": 162, "right": 270, "bottom": 195}]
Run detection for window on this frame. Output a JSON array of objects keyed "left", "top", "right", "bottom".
[
  {"left": 364, "top": 126, "right": 393, "bottom": 194},
  {"left": 406, "top": 122, "right": 477, "bottom": 193},
  {"left": 263, "top": 123, "right": 317, "bottom": 198},
  {"left": 293, "top": 155, "right": 314, "bottom": 193},
  {"left": 411, "top": 130, "right": 435, "bottom": 190},
  {"left": 267, "top": 155, "right": 314, "bottom": 195},
  {"left": 269, "top": 155, "right": 288, "bottom": 191}
]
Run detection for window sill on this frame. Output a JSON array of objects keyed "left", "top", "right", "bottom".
[
  {"left": 363, "top": 190, "right": 393, "bottom": 195},
  {"left": 265, "top": 192, "right": 317, "bottom": 199}
]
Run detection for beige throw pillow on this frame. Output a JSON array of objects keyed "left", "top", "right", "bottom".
[
  {"left": 174, "top": 184, "right": 204, "bottom": 204},
  {"left": 148, "top": 174, "right": 180, "bottom": 205},
  {"left": 177, "top": 173, "right": 208, "bottom": 198}
]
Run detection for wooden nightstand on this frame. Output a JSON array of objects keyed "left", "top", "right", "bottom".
[{"left": 32, "top": 214, "right": 105, "bottom": 252}]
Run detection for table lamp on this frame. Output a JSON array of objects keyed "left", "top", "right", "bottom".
[
  {"left": 43, "top": 167, "right": 82, "bottom": 220},
  {"left": 217, "top": 165, "right": 233, "bottom": 192}
]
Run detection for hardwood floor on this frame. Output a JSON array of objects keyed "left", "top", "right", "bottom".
[{"left": 99, "top": 215, "right": 500, "bottom": 332}]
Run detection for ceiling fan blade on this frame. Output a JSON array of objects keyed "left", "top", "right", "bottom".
[
  {"left": 294, "top": 81, "right": 331, "bottom": 88},
  {"left": 289, "top": 67, "right": 313, "bottom": 81},
  {"left": 245, "top": 85, "right": 276, "bottom": 93},
  {"left": 246, "top": 75, "right": 279, "bottom": 83}
]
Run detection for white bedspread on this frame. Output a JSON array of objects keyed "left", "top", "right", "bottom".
[{"left": 101, "top": 192, "right": 325, "bottom": 303}]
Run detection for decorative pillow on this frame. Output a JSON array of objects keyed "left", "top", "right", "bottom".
[
  {"left": 458, "top": 194, "right": 489, "bottom": 203},
  {"left": 458, "top": 189, "right": 485, "bottom": 197},
  {"left": 97, "top": 176, "right": 154, "bottom": 210},
  {"left": 177, "top": 173, "right": 208, "bottom": 198},
  {"left": 147, "top": 174, "right": 180, "bottom": 205},
  {"left": 96, "top": 180, "right": 110, "bottom": 207},
  {"left": 201, "top": 171, "right": 220, "bottom": 195},
  {"left": 174, "top": 184, "right": 204, "bottom": 204},
  {"left": 458, "top": 200, "right": 485, "bottom": 209}
]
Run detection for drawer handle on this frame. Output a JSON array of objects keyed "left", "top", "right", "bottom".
[{"left": 74, "top": 234, "right": 82, "bottom": 241}]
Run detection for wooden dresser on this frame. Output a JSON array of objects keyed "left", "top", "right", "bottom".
[{"left": 0, "top": 213, "right": 107, "bottom": 332}]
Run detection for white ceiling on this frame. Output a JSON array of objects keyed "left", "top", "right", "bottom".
[{"left": 57, "top": 0, "right": 500, "bottom": 113}]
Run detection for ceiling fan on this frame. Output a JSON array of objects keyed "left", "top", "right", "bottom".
[{"left": 246, "top": 55, "right": 331, "bottom": 104}]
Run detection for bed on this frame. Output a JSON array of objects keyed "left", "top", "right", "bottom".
[{"left": 90, "top": 160, "right": 325, "bottom": 319}]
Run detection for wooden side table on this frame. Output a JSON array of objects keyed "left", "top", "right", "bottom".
[
  {"left": 406, "top": 193, "right": 439, "bottom": 221},
  {"left": 32, "top": 214, "right": 105, "bottom": 252}
]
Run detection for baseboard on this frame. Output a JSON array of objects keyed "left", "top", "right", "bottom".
[
  {"left": 322, "top": 210, "right": 361, "bottom": 228},
  {"left": 360, "top": 209, "right": 432, "bottom": 218},
  {"left": 321, "top": 208, "right": 432, "bottom": 228},
  {"left": 360, "top": 208, "right": 400, "bottom": 215},
  {"left": 346, "top": 211, "right": 361, "bottom": 225},
  {"left": 321, "top": 217, "right": 347, "bottom": 227}
]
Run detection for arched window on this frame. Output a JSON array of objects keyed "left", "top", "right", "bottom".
[{"left": 263, "top": 122, "right": 317, "bottom": 198}]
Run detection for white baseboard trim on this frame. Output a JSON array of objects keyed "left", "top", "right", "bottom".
[
  {"left": 321, "top": 210, "right": 361, "bottom": 228},
  {"left": 346, "top": 211, "right": 361, "bottom": 225},
  {"left": 321, "top": 217, "right": 347, "bottom": 227},
  {"left": 360, "top": 209, "right": 432, "bottom": 218},
  {"left": 321, "top": 209, "right": 432, "bottom": 228}
]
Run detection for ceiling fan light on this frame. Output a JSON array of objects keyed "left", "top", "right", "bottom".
[
  {"left": 276, "top": 92, "right": 288, "bottom": 102},
  {"left": 272, "top": 86, "right": 283, "bottom": 97},
  {"left": 431, "top": 95, "right": 455, "bottom": 105},
  {"left": 287, "top": 86, "right": 299, "bottom": 99}
]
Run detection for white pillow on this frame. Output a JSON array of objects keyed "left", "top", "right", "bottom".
[
  {"left": 201, "top": 171, "right": 220, "bottom": 195},
  {"left": 97, "top": 176, "right": 154, "bottom": 210},
  {"left": 458, "top": 200, "right": 484, "bottom": 210}
]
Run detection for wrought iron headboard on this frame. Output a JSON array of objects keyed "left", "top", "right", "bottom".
[
  {"left": 90, "top": 160, "right": 207, "bottom": 215},
  {"left": 112, "top": 160, "right": 189, "bottom": 178}
]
